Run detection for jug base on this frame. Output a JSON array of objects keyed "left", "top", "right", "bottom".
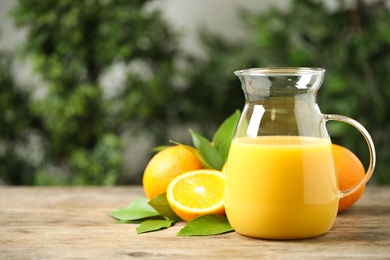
[{"left": 234, "top": 229, "right": 331, "bottom": 240}]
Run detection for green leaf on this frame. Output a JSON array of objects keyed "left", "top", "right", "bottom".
[
  {"left": 176, "top": 215, "right": 234, "bottom": 236},
  {"left": 169, "top": 141, "right": 213, "bottom": 169},
  {"left": 116, "top": 219, "right": 142, "bottom": 224},
  {"left": 152, "top": 145, "right": 170, "bottom": 152},
  {"left": 212, "top": 110, "right": 241, "bottom": 162},
  {"left": 110, "top": 198, "right": 161, "bottom": 221},
  {"left": 136, "top": 219, "right": 175, "bottom": 234},
  {"left": 189, "top": 129, "right": 224, "bottom": 170},
  {"left": 148, "top": 193, "right": 182, "bottom": 221}
]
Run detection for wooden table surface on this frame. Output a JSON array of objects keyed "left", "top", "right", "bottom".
[{"left": 0, "top": 186, "right": 389, "bottom": 259}]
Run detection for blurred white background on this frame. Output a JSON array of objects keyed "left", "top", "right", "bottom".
[
  {"left": 1, "top": 0, "right": 380, "bottom": 182},
  {"left": 0, "top": 0, "right": 291, "bottom": 179},
  {"left": 1, "top": 0, "right": 290, "bottom": 56}
]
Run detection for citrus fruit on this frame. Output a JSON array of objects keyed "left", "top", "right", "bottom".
[
  {"left": 332, "top": 144, "right": 366, "bottom": 212},
  {"left": 142, "top": 145, "right": 203, "bottom": 199},
  {"left": 221, "top": 163, "right": 227, "bottom": 175},
  {"left": 166, "top": 169, "right": 225, "bottom": 222}
]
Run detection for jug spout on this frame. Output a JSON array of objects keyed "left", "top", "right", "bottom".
[
  {"left": 234, "top": 67, "right": 325, "bottom": 101},
  {"left": 233, "top": 67, "right": 327, "bottom": 137}
]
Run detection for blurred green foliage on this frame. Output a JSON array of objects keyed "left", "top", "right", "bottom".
[
  {"left": 1, "top": 0, "right": 389, "bottom": 185},
  {"left": 185, "top": 0, "right": 390, "bottom": 184},
  {"left": 1, "top": 0, "right": 184, "bottom": 185},
  {"left": 0, "top": 52, "right": 38, "bottom": 184}
]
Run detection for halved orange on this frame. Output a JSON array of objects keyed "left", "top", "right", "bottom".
[{"left": 166, "top": 169, "right": 225, "bottom": 222}]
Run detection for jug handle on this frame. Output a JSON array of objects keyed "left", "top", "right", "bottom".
[{"left": 323, "top": 114, "right": 376, "bottom": 198}]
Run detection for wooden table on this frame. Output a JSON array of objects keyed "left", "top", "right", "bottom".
[{"left": 0, "top": 186, "right": 389, "bottom": 259}]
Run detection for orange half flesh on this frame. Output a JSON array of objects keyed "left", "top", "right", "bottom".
[{"left": 166, "top": 169, "right": 225, "bottom": 222}]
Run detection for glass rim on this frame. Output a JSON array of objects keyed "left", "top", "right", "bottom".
[{"left": 234, "top": 67, "right": 326, "bottom": 76}]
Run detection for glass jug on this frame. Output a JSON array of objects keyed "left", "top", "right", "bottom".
[{"left": 224, "top": 67, "right": 376, "bottom": 239}]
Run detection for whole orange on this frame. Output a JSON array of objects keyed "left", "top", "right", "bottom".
[
  {"left": 332, "top": 144, "right": 366, "bottom": 212},
  {"left": 142, "top": 145, "right": 204, "bottom": 199}
]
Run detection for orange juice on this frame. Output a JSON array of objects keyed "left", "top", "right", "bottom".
[{"left": 224, "top": 136, "right": 340, "bottom": 239}]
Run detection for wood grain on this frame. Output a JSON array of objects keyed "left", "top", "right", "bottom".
[{"left": 0, "top": 186, "right": 389, "bottom": 259}]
